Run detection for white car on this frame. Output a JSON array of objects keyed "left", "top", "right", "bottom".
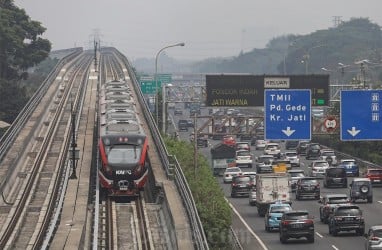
[
  {"left": 255, "top": 139, "right": 268, "bottom": 150},
  {"left": 235, "top": 150, "right": 253, "bottom": 168},
  {"left": 288, "top": 169, "right": 305, "bottom": 192},
  {"left": 223, "top": 167, "right": 242, "bottom": 183},
  {"left": 319, "top": 149, "right": 338, "bottom": 166},
  {"left": 284, "top": 151, "right": 300, "bottom": 167},
  {"left": 309, "top": 160, "right": 330, "bottom": 177},
  {"left": 264, "top": 143, "right": 281, "bottom": 158}
]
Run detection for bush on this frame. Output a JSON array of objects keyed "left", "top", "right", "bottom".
[{"left": 164, "top": 137, "right": 232, "bottom": 249}]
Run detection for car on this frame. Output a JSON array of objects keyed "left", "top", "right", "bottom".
[
  {"left": 264, "top": 143, "right": 281, "bottom": 158},
  {"left": 328, "top": 204, "right": 365, "bottom": 236},
  {"left": 174, "top": 108, "right": 183, "bottom": 115},
  {"left": 186, "top": 119, "right": 194, "bottom": 128},
  {"left": 309, "top": 160, "right": 330, "bottom": 178},
  {"left": 339, "top": 159, "right": 359, "bottom": 177},
  {"left": 279, "top": 210, "right": 315, "bottom": 243},
  {"left": 318, "top": 194, "right": 349, "bottom": 223},
  {"left": 364, "top": 225, "right": 382, "bottom": 250},
  {"left": 235, "top": 142, "right": 250, "bottom": 151},
  {"left": 285, "top": 140, "right": 299, "bottom": 150},
  {"left": 296, "top": 140, "right": 310, "bottom": 155},
  {"left": 264, "top": 202, "right": 292, "bottom": 232},
  {"left": 235, "top": 150, "right": 253, "bottom": 168},
  {"left": 324, "top": 167, "right": 348, "bottom": 188},
  {"left": 239, "top": 134, "right": 252, "bottom": 142},
  {"left": 248, "top": 187, "right": 257, "bottom": 206},
  {"left": 350, "top": 178, "right": 373, "bottom": 203},
  {"left": 243, "top": 171, "right": 257, "bottom": 187},
  {"left": 231, "top": 175, "right": 252, "bottom": 198},
  {"left": 255, "top": 155, "right": 274, "bottom": 174},
  {"left": 197, "top": 137, "right": 208, "bottom": 147},
  {"left": 288, "top": 169, "right": 305, "bottom": 192},
  {"left": 319, "top": 149, "right": 338, "bottom": 166},
  {"left": 254, "top": 137, "right": 268, "bottom": 150},
  {"left": 250, "top": 135, "right": 258, "bottom": 146},
  {"left": 222, "top": 135, "right": 236, "bottom": 147},
  {"left": 223, "top": 167, "right": 242, "bottom": 183},
  {"left": 295, "top": 177, "right": 320, "bottom": 200},
  {"left": 365, "top": 168, "right": 382, "bottom": 185},
  {"left": 305, "top": 143, "right": 321, "bottom": 159},
  {"left": 272, "top": 159, "right": 291, "bottom": 173},
  {"left": 284, "top": 151, "right": 300, "bottom": 167},
  {"left": 178, "top": 119, "right": 188, "bottom": 131}
]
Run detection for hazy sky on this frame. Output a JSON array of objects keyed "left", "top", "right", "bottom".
[{"left": 14, "top": 0, "right": 382, "bottom": 61}]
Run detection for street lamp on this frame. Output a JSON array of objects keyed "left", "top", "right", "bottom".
[
  {"left": 301, "top": 44, "right": 325, "bottom": 74},
  {"left": 155, "top": 42, "right": 185, "bottom": 127}
]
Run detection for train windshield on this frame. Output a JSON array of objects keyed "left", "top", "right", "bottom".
[{"left": 107, "top": 145, "right": 142, "bottom": 165}]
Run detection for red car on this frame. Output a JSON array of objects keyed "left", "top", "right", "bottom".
[
  {"left": 365, "top": 168, "right": 382, "bottom": 185},
  {"left": 223, "top": 135, "right": 236, "bottom": 147}
]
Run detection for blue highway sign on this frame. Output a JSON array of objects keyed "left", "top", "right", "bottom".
[
  {"left": 341, "top": 90, "right": 382, "bottom": 141},
  {"left": 265, "top": 89, "right": 311, "bottom": 140}
]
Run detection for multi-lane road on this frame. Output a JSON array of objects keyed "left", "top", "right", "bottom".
[{"left": 168, "top": 105, "right": 382, "bottom": 250}]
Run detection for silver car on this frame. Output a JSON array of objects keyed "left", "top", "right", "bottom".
[
  {"left": 223, "top": 167, "right": 242, "bottom": 183},
  {"left": 365, "top": 225, "right": 382, "bottom": 250}
]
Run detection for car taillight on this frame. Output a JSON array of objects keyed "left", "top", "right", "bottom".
[
  {"left": 232, "top": 183, "right": 237, "bottom": 186},
  {"left": 304, "top": 219, "right": 314, "bottom": 224},
  {"left": 371, "top": 236, "right": 380, "bottom": 241},
  {"left": 225, "top": 174, "right": 229, "bottom": 177},
  {"left": 281, "top": 220, "right": 290, "bottom": 226}
]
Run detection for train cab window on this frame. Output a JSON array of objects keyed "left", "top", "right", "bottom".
[{"left": 107, "top": 145, "right": 142, "bottom": 164}]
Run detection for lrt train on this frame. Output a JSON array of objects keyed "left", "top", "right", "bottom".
[{"left": 98, "top": 79, "right": 149, "bottom": 196}]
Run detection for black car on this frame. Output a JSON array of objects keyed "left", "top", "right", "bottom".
[
  {"left": 231, "top": 175, "right": 252, "bottom": 198},
  {"left": 323, "top": 167, "right": 347, "bottom": 188},
  {"left": 296, "top": 141, "right": 310, "bottom": 155},
  {"left": 328, "top": 204, "right": 365, "bottom": 236},
  {"left": 295, "top": 177, "right": 320, "bottom": 200},
  {"left": 285, "top": 140, "right": 299, "bottom": 150},
  {"left": 279, "top": 210, "right": 315, "bottom": 243},
  {"left": 318, "top": 194, "right": 349, "bottom": 223},
  {"left": 186, "top": 119, "right": 194, "bottom": 128},
  {"left": 178, "top": 120, "right": 188, "bottom": 131},
  {"left": 305, "top": 143, "right": 321, "bottom": 160},
  {"left": 197, "top": 137, "right": 208, "bottom": 148}
]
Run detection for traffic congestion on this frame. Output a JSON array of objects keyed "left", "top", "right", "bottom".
[{"left": 168, "top": 103, "right": 382, "bottom": 250}]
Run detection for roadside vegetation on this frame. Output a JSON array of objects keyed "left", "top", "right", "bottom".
[{"left": 164, "top": 137, "right": 233, "bottom": 249}]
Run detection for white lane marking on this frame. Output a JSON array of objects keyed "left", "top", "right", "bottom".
[
  {"left": 316, "top": 232, "right": 323, "bottom": 238},
  {"left": 225, "top": 198, "right": 268, "bottom": 250},
  {"left": 377, "top": 201, "right": 382, "bottom": 204},
  {"left": 332, "top": 245, "right": 339, "bottom": 250}
]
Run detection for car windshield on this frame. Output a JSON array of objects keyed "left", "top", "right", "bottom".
[
  {"left": 233, "top": 176, "right": 250, "bottom": 183},
  {"left": 237, "top": 151, "right": 250, "bottom": 156},
  {"left": 310, "top": 144, "right": 320, "bottom": 150},
  {"left": 266, "top": 145, "right": 279, "bottom": 150},
  {"left": 373, "top": 229, "right": 382, "bottom": 237},
  {"left": 226, "top": 168, "right": 240, "bottom": 173},
  {"left": 301, "top": 179, "right": 318, "bottom": 185},
  {"left": 322, "top": 151, "right": 335, "bottom": 156},
  {"left": 352, "top": 181, "right": 370, "bottom": 187},
  {"left": 327, "top": 168, "right": 345, "bottom": 177},
  {"left": 290, "top": 172, "right": 305, "bottom": 177},
  {"left": 369, "top": 170, "right": 382, "bottom": 175},
  {"left": 285, "top": 212, "right": 309, "bottom": 220},
  {"left": 286, "top": 152, "right": 297, "bottom": 157},
  {"left": 314, "top": 162, "right": 329, "bottom": 167},
  {"left": 328, "top": 197, "right": 348, "bottom": 204},
  {"left": 336, "top": 208, "right": 361, "bottom": 216},
  {"left": 271, "top": 206, "right": 292, "bottom": 213},
  {"left": 259, "top": 156, "right": 273, "bottom": 163}
]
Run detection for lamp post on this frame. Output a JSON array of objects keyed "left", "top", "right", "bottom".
[
  {"left": 301, "top": 44, "right": 325, "bottom": 74},
  {"left": 155, "top": 42, "right": 185, "bottom": 127}
]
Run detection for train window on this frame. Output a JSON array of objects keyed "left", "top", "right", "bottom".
[{"left": 107, "top": 145, "right": 142, "bottom": 164}]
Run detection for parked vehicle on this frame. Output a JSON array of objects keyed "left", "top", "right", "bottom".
[
  {"left": 210, "top": 143, "right": 236, "bottom": 176},
  {"left": 350, "top": 178, "right": 373, "bottom": 203},
  {"left": 328, "top": 204, "right": 365, "bottom": 236},
  {"left": 324, "top": 167, "right": 347, "bottom": 188},
  {"left": 364, "top": 225, "right": 382, "bottom": 250},
  {"left": 264, "top": 202, "right": 292, "bottom": 232},
  {"left": 339, "top": 159, "right": 359, "bottom": 177},
  {"left": 305, "top": 143, "right": 321, "bottom": 160},
  {"left": 231, "top": 175, "right": 252, "bottom": 198},
  {"left": 279, "top": 210, "right": 315, "bottom": 243},
  {"left": 318, "top": 194, "right": 349, "bottom": 223},
  {"left": 295, "top": 177, "right": 320, "bottom": 200},
  {"left": 365, "top": 169, "right": 382, "bottom": 185},
  {"left": 255, "top": 173, "right": 291, "bottom": 216},
  {"left": 223, "top": 167, "right": 242, "bottom": 183}
]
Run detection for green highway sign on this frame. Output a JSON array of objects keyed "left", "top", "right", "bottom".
[
  {"left": 140, "top": 80, "right": 162, "bottom": 94},
  {"left": 157, "top": 74, "right": 172, "bottom": 84}
]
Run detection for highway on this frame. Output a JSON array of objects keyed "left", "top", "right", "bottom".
[{"left": 168, "top": 104, "right": 382, "bottom": 250}]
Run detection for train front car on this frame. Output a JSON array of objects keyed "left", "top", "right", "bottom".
[{"left": 99, "top": 134, "right": 149, "bottom": 196}]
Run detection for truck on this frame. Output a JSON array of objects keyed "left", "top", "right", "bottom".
[
  {"left": 210, "top": 143, "right": 236, "bottom": 176},
  {"left": 255, "top": 173, "right": 291, "bottom": 216}
]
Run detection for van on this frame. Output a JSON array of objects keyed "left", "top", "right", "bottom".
[{"left": 323, "top": 167, "right": 347, "bottom": 188}]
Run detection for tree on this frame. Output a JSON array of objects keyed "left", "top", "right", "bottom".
[{"left": 0, "top": 0, "right": 51, "bottom": 81}]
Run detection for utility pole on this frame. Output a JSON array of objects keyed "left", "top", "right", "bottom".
[
  {"left": 94, "top": 40, "right": 98, "bottom": 72},
  {"left": 193, "top": 113, "right": 197, "bottom": 179},
  {"left": 70, "top": 99, "right": 78, "bottom": 179}
]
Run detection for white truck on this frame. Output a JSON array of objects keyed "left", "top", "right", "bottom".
[{"left": 255, "top": 173, "right": 291, "bottom": 216}]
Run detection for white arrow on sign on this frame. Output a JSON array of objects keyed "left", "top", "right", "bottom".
[
  {"left": 347, "top": 127, "right": 361, "bottom": 137},
  {"left": 282, "top": 127, "right": 296, "bottom": 137}
]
